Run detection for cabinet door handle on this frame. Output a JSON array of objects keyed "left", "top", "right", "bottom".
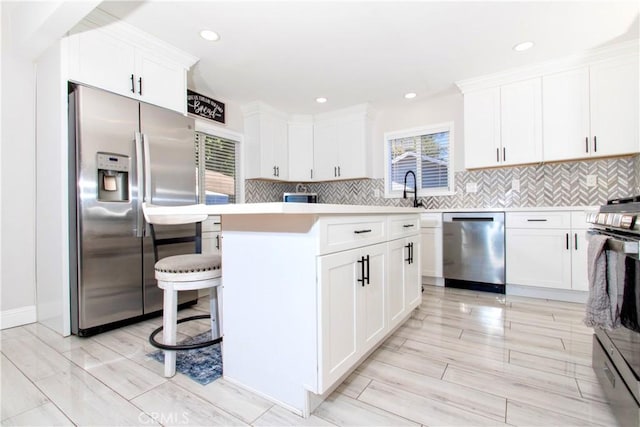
[
  {"left": 365, "top": 254, "right": 370, "bottom": 284},
  {"left": 527, "top": 219, "right": 547, "bottom": 222},
  {"left": 310, "top": 169, "right": 313, "bottom": 179},
  {"left": 496, "top": 148, "right": 499, "bottom": 162},
  {"left": 403, "top": 224, "right": 415, "bottom": 228},
  {"left": 594, "top": 136, "right": 597, "bottom": 152},
  {"left": 276, "top": 166, "right": 279, "bottom": 177},
  {"left": 566, "top": 233, "right": 569, "bottom": 250},
  {"left": 273, "top": 166, "right": 277, "bottom": 176},
  {"left": 130, "top": 74, "right": 135, "bottom": 93},
  {"left": 585, "top": 137, "right": 589, "bottom": 153},
  {"left": 574, "top": 233, "right": 578, "bottom": 250},
  {"left": 411, "top": 242, "right": 414, "bottom": 264},
  {"left": 334, "top": 166, "right": 337, "bottom": 177},
  {"left": 138, "top": 77, "right": 142, "bottom": 95},
  {"left": 503, "top": 147, "right": 506, "bottom": 162},
  {"left": 405, "top": 242, "right": 412, "bottom": 263},
  {"left": 354, "top": 229, "right": 372, "bottom": 234},
  {"left": 215, "top": 234, "right": 220, "bottom": 250},
  {"left": 357, "top": 256, "right": 366, "bottom": 287},
  {"left": 338, "top": 166, "right": 341, "bottom": 177}
]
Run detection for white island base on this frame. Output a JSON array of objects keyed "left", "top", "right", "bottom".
[{"left": 146, "top": 203, "right": 423, "bottom": 417}]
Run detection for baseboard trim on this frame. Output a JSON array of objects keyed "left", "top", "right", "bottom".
[
  {"left": 506, "top": 284, "right": 588, "bottom": 303},
  {"left": 1, "top": 305, "right": 37, "bottom": 330}
]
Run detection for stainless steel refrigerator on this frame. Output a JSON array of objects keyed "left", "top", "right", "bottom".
[{"left": 69, "top": 84, "right": 198, "bottom": 336}]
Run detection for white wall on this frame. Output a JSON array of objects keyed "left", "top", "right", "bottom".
[
  {"left": 371, "top": 92, "right": 465, "bottom": 178},
  {"left": 0, "top": 3, "right": 38, "bottom": 328},
  {"left": 1, "top": 1, "right": 98, "bottom": 332}
]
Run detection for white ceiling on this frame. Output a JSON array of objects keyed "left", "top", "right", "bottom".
[{"left": 99, "top": 1, "right": 639, "bottom": 114}]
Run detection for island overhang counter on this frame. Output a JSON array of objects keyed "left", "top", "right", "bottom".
[{"left": 144, "top": 202, "right": 423, "bottom": 417}]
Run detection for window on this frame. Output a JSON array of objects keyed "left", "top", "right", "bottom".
[
  {"left": 384, "top": 122, "right": 454, "bottom": 198},
  {"left": 195, "top": 131, "right": 240, "bottom": 204}
]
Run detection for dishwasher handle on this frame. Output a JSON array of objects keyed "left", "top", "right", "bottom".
[{"left": 450, "top": 217, "right": 494, "bottom": 222}]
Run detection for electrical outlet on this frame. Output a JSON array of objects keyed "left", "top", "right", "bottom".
[
  {"left": 373, "top": 189, "right": 381, "bottom": 198},
  {"left": 466, "top": 182, "right": 478, "bottom": 193},
  {"left": 586, "top": 175, "right": 598, "bottom": 187},
  {"left": 512, "top": 179, "right": 520, "bottom": 192}
]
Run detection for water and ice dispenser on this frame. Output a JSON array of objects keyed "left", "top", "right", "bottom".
[{"left": 97, "top": 153, "right": 129, "bottom": 202}]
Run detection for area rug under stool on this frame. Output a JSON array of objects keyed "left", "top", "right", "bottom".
[{"left": 148, "top": 331, "right": 222, "bottom": 385}]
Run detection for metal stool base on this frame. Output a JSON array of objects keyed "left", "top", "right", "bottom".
[{"left": 149, "top": 314, "right": 223, "bottom": 350}]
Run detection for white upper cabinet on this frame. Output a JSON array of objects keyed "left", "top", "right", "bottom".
[
  {"left": 464, "top": 78, "right": 542, "bottom": 168},
  {"left": 500, "top": 78, "right": 543, "bottom": 166},
  {"left": 590, "top": 55, "right": 639, "bottom": 156},
  {"left": 542, "top": 67, "right": 591, "bottom": 161},
  {"left": 543, "top": 55, "right": 639, "bottom": 161},
  {"left": 313, "top": 105, "right": 372, "bottom": 181},
  {"left": 288, "top": 116, "right": 315, "bottom": 181},
  {"left": 460, "top": 42, "right": 638, "bottom": 168},
  {"left": 66, "top": 11, "right": 197, "bottom": 114},
  {"left": 242, "top": 102, "right": 289, "bottom": 180},
  {"left": 134, "top": 51, "right": 187, "bottom": 115},
  {"left": 464, "top": 88, "right": 501, "bottom": 169}
]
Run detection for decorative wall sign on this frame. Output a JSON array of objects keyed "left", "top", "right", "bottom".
[{"left": 187, "top": 89, "right": 225, "bottom": 124}]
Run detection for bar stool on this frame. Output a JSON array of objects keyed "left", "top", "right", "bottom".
[{"left": 142, "top": 203, "right": 223, "bottom": 377}]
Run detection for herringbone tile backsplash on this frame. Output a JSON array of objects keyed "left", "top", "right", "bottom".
[{"left": 246, "top": 156, "right": 639, "bottom": 208}]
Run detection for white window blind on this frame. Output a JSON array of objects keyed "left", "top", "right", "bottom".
[
  {"left": 385, "top": 122, "right": 454, "bottom": 197},
  {"left": 195, "top": 132, "right": 239, "bottom": 204}
]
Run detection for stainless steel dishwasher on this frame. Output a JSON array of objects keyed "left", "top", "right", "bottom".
[{"left": 442, "top": 212, "right": 505, "bottom": 293}]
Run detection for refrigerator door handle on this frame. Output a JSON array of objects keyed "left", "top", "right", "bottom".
[
  {"left": 134, "top": 132, "right": 144, "bottom": 237},
  {"left": 143, "top": 134, "right": 152, "bottom": 204}
]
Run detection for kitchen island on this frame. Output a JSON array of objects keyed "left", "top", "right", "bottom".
[{"left": 144, "top": 202, "right": 422, "bottom": 416}]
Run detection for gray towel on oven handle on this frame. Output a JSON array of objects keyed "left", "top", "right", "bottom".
[
  {"left": 584, "top": 234, "right": 614, "bottom": 329},
  {"left": 605, "top": 249, "right": 622, "bottom": 328}
]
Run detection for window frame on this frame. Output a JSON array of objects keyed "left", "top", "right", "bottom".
[
  {"left": 195, "top": 120, "right": 245, "bottom": 204},
  {"left": 383, "top": 121, "right": 455, "bottom": 199}
]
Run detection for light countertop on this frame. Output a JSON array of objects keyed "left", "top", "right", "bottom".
[
  {"left": 421, "top": 206, "right": 599, "bottom": 213},
  {"left": 144, "top": 202, "right": 423, "bottom": 216}
]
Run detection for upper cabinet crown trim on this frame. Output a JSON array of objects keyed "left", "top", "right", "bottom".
[
  {"left": 456, "top": 40, "right": 638, "bottom": 93},
  {"left": 72, "top": 7, "right": 199, "bottom": 69},
  {"left": 314, "top": 103, "right": 374, "bottom": 122},
  {"left": 240, "top": 101, "right": 290, "bottom": 120}
]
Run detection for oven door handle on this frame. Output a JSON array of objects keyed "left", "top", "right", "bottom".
[{"left": 588, "top": 230, "right": 640, "bottom": 254}]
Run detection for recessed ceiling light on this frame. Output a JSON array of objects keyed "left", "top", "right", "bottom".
[
  {"left": 404, "top": 92, "right": 417, "bottom": 99},
  {"left": 200, "top": 30, "right": 220, "bottom": 41},
  {"left": 316, "top": 97, "right": 327, "bottom": 104},
  {"left": 513, "top": 41, "right": 534, "bottom": 52}
]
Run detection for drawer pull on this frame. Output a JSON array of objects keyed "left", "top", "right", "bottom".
[
  {"left": 354, "top": 229, "right": 372, "bottom": 234},
  {"left": 402, "top": 224, "right": 415, "bottom": 228},
  {"left": 527, "top": 219, "right": 548, "bottom": 222}
]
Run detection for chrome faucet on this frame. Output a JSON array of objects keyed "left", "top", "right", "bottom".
[{"left": 403, "top": 170, "right": 423, "bottom": 208}]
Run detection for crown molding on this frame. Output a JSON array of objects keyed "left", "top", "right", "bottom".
[
  {"left": 70, "top": 7, "right": 199, "bottom": 68},
  {"left": 456, "top": 39, "right": 639, "bottom": 93}
]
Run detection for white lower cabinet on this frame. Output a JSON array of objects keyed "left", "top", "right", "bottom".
[
  {"left": 202, "top": 216, "right": 221, "bottom": 255},
  {"left": 506, "top": 228, "right": 572, "bottom": 289},
  {"left": 388, "top": 237, "right": 421, "bottom": 329},
  {"left": 570, "top": 211, "right": 591, "bottom": 291},
  {"left": 221, "top": 212, "right": 421, "bottom": 417},
  {"left": 318, "top": 242, "right": 386, "bottom": 392},
  {"left": 420, "top": 213, "right": 443, "bottom": 280},
  {"left": 506, "top": 211, "right": 589, "bottom": 291}
]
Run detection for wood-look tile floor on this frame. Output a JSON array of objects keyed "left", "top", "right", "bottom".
[{"left": 1, "top": 286, "right": 619, "bottom": 426}]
